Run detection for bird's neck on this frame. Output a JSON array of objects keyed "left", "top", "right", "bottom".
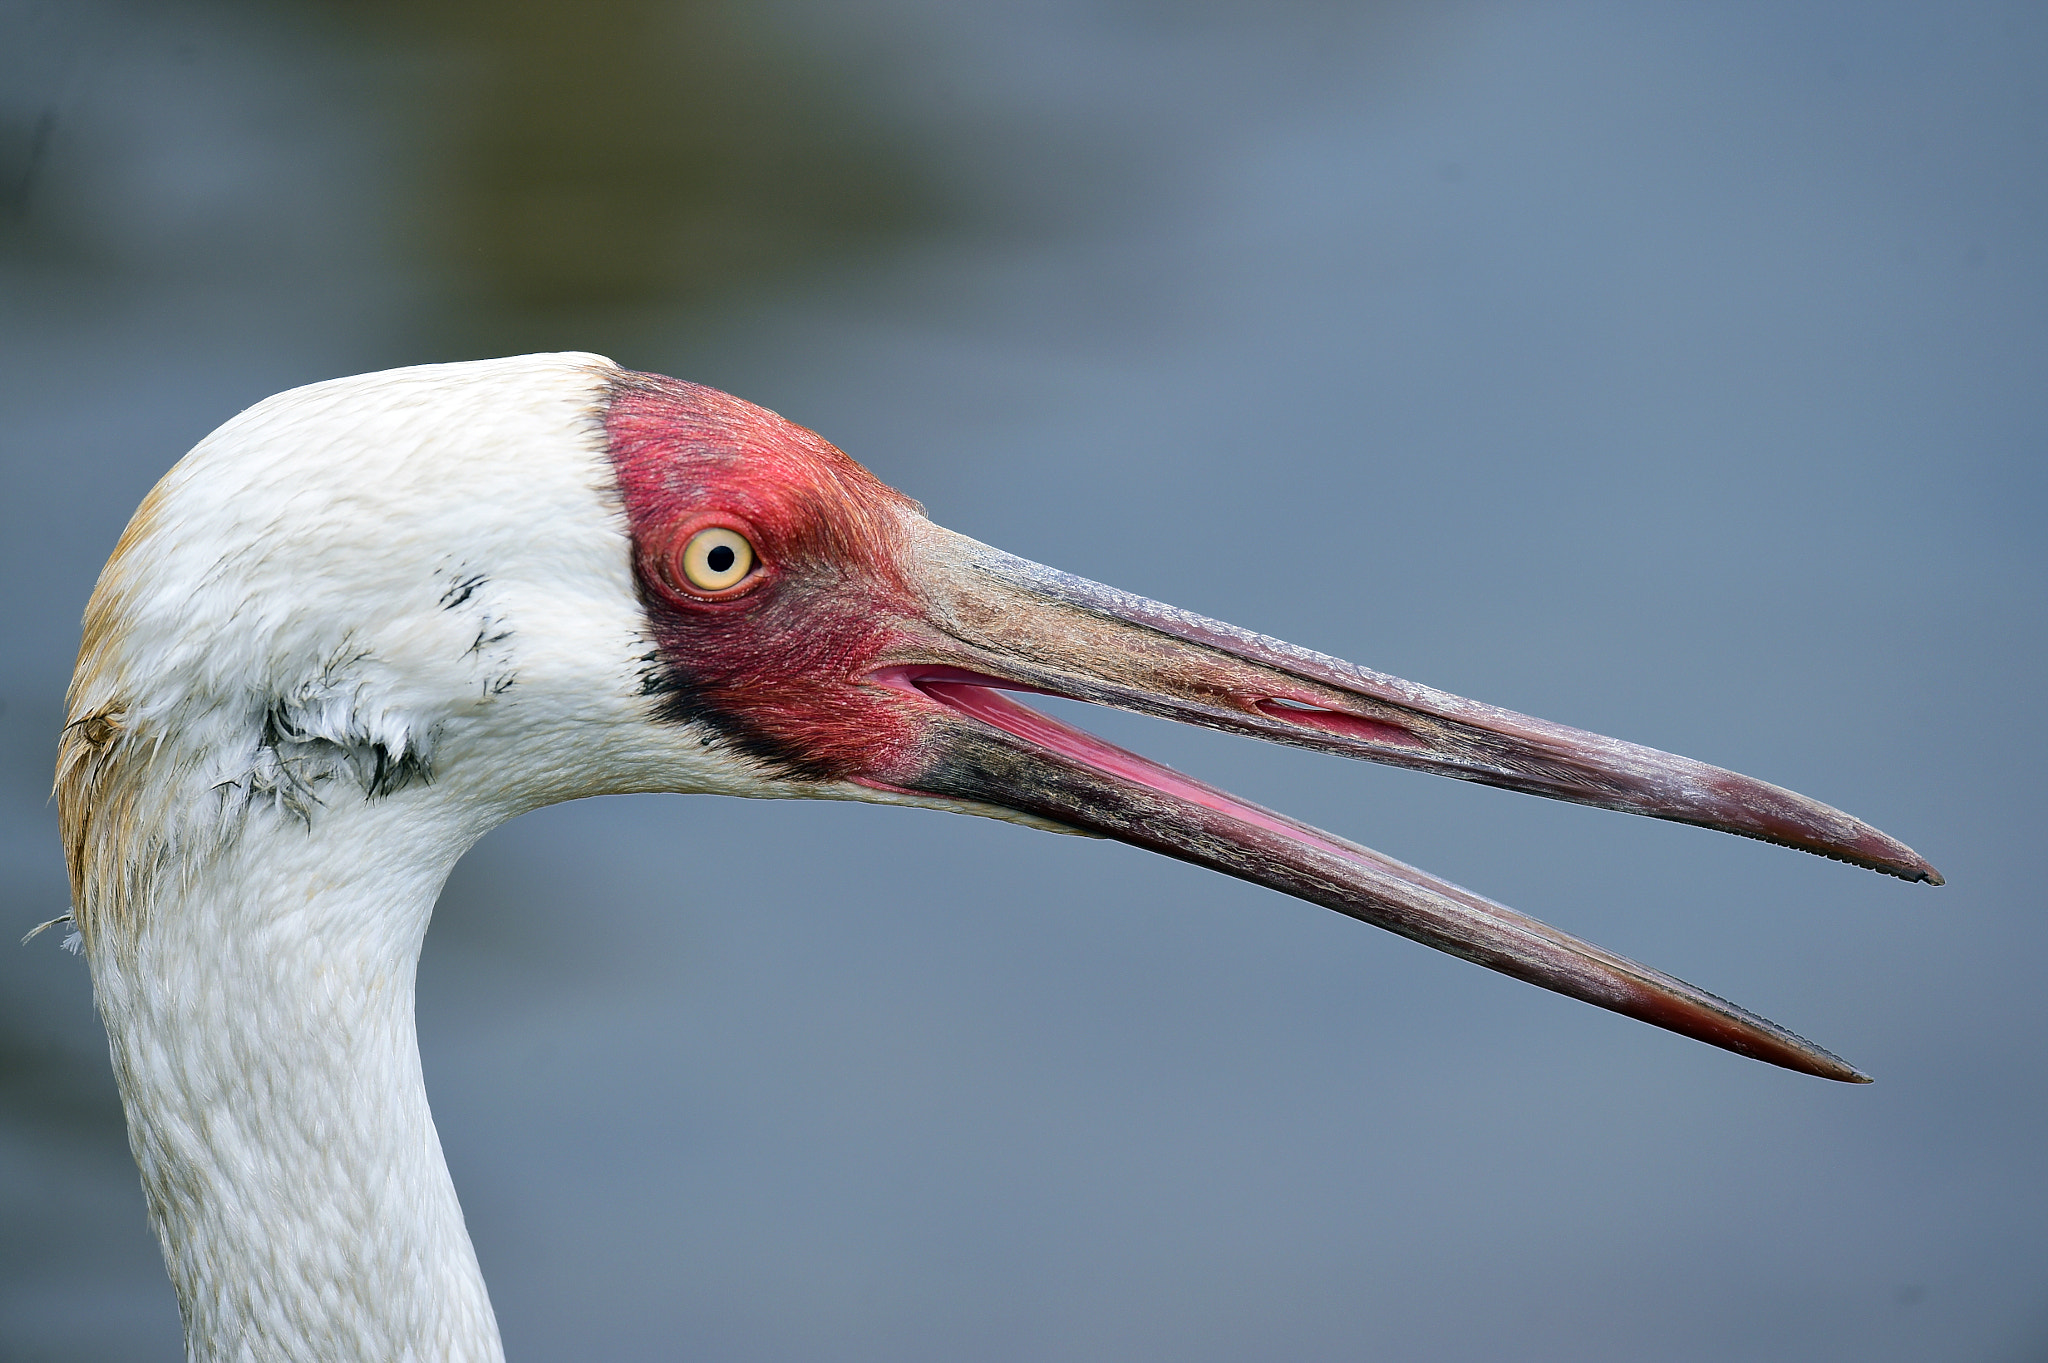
[{"left": 89, "top": 790, "right": 503, "bottom": 1363}]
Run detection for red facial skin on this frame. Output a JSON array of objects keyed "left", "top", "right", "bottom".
[{"left": 605, "top": 369, "right": 933, "bottom": 782}]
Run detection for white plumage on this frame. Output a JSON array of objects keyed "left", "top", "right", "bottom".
[{"left": 70, "top": 356, "right": 687, "bottom": 1360}]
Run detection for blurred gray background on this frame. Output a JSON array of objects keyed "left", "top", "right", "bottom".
[{"left": 1, "top": 1, "right": 2042, "bottom": 1359}]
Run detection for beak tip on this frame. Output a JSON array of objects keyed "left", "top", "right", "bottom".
[
  {"left": 1788, "top": 1049, "right": 1874, "bottom": 1084},
  {"left": 1882, "top": 851, "right": 1942, "bottom": 885},
  {"left": 1828, "top": 825, "right": 1941, "bottom": 885},
  {"left": 1804, "top": 1047, "right": 1875, "bottom": 1084}
]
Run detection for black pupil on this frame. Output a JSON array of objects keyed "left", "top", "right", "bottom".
[{"left": 706, "top": 544, "right": 736, "bottom": 574}]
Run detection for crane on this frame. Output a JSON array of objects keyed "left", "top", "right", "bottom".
[{"left": 55, "top": 353, "right": 1939, "bottom": 1362}]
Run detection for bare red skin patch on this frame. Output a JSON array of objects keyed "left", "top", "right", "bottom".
[{"left": 605, "top": 370, "right": 931, "bottom": 781}]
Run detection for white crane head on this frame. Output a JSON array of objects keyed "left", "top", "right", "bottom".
[
  {"left": 62, "top": 351, "right": 1936, "bottom": 1071},
  {"left": 61, "top": 356, "right": 778, "bottom": 927},
  {"left": 54, "top": 353, "right": 1938, "bottom": 1359}
]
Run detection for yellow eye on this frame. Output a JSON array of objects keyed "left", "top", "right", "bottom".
[{"left": 678, "top": 526, "right": 755, "bottom": 593}]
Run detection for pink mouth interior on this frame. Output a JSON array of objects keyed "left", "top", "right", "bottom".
[{"left": 869, "top": 667, "right": 1366, "bottom": 863}]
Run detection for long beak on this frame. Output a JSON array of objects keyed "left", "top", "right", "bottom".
[{"left": 858, "top": 527, "right": 1940, "bottom": 1083}]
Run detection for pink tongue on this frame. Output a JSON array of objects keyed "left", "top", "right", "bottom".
[{"left": 917, "top": 680, "right": 1362, "bottom": 863}]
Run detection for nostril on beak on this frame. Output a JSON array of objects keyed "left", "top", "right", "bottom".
[{"left": 1252, "top": 696, "right": 1425, "bottom": 748}]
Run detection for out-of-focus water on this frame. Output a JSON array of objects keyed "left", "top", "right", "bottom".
[{"left": 2, "top": 2, "right": 2042, "bottom": 1359}]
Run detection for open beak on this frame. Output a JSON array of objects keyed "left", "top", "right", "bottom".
[{"left": 855, "top": 525, "right": 1940, "bottom": 1083}]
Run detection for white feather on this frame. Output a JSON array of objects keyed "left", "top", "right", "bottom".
[{"left": 70, "top": 354, "right": 789, "bottom": 1362}]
